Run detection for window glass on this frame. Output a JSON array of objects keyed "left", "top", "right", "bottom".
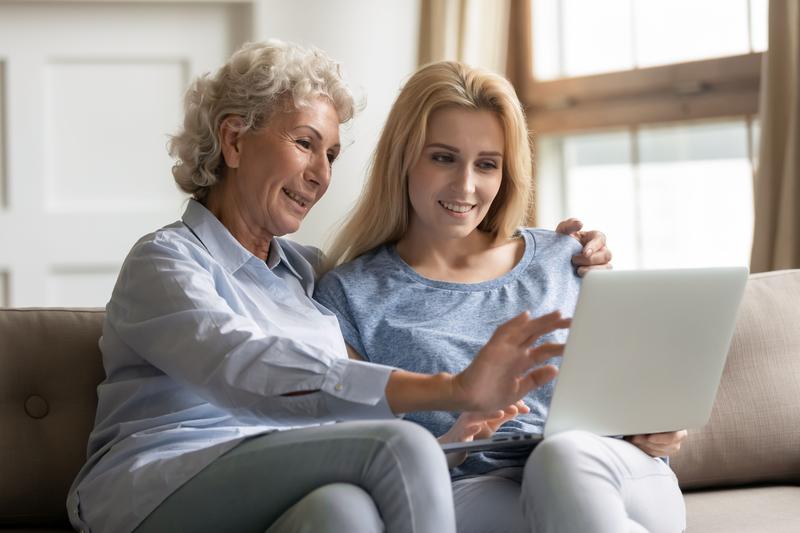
[
  {"left": 532, "top": 0, "right": 766, "bottom": 80},
  {"left": 531, "top": 0, "right": 561, "bottom": 79},
  {"left": 536, "top": 119, "right": 754, "bottom": 269},
  {"left": 538, "top": 130, "right": 640, "bottom": 270},
  {"left": 637, "top": 120, "right": 753, "bottom": 268},
  {"left": 635, "top": 0, "right": 750, "bottom": 67},
  {"left": 562, "top": 0, "right": 634, "bottom": 77},
  {"left": 750, "top": 0, "right": 768, "bottom": 52}
]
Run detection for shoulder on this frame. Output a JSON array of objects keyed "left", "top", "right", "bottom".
[
  {"left": 521, "top": 227, "right": 583, "bottom": 257},
  {"left": 315, "top": 246, "right": 394, "bottom": 302},
  {"left": 321, "top": 246, "right": 392, "bottom": 285},
  {"left": 123, "top": 221, "right": 214, "bottom": 271},
  {"left": 274, "top": 237, "right": 324, "bottom": 276}
]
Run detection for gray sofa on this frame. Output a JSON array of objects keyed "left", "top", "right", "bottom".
[{"left": 1, "top": 270, "right": 799, "bottom": 532}]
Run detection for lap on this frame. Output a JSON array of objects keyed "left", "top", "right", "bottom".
[
  {"left": 452, "top": 468, "right": 526, "bottom": 533},
  {"left": 136, "top": 419, "right": 438, "bottom": 533}
]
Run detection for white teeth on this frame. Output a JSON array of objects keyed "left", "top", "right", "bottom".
[
  {"left": 440, "top": 201, "right": 473, "bottom": 213},
  {"left": 283, "top": 188, "right": 307, "bottom": 206}
]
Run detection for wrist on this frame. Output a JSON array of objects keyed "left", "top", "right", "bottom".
[
  {"left": 448, "top": 372, "right": 474, "bottom": 411},
  {"left": 386, "top": 370, "right": 461, "bottom": 414}
]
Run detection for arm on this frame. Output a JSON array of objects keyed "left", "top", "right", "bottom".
[
  {"left": 626, "top": 430, "right": 688, "bottom": 457},
  {"left": 346, "top": 310, "right": 567, "bottom": 418},
  {"left": 108, "top": 238, "right": 395, "bottom": 425},
  {"left": 347, "top": 343, "right": 533, "bottom": 468},
  {"left": 347, "top": 311, "right": 570, "bottom": 415},
  {"left": 555, "top": 218, "right": 613, "bottom": 276}
]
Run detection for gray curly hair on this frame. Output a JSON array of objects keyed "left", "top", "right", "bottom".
[{"left": 169, "top": 40, "right": 356, "bottom": 201}]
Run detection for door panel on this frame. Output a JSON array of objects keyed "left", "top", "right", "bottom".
[{"left": 0, "top": 1, "right": 250, "bottom": 306}]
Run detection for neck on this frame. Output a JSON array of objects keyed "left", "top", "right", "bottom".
[
  {"left": 204, "top": 175, "right": 272, "bottom": 261},
  {"left": 395, "top": 221, "right": 496, "bottom": 273}
]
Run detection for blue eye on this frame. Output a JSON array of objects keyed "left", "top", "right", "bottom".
[
  {"left": 478, "top": 160, "right": 499, "bottom": 170},
  {"left": 432, "top": 153, "right": 454, "bottom": 163}
]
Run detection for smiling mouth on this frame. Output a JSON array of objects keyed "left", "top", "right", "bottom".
[
  {"left": 283, "top": 187, "right": 311, "bottom": 208},
  {"left": 438, "top": 201, "right": 475, "bottom": 214}
]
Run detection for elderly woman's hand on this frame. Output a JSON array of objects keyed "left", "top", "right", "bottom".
[
  {"left": 555, "top": 218, "right": 613, "bottom": 277},
  {"left": 453, "top": 311, "right": 570, "bottom": 413},
  {"left": 626, "top": 430, "right": 689, "bottom": 457}
]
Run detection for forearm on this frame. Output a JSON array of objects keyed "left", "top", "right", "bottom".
[{"left": 385, "top": 369, "right": 465, "bottom": 414}]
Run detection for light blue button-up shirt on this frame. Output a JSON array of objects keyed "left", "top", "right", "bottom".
[{"left": 67, "top": 200, "right": 395, "bottom": 533}]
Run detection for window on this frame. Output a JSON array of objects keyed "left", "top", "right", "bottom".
[{"left": 517, "top": 0, "right": 766, "bottom": 268}]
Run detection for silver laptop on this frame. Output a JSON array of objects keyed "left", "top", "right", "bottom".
[{"left": 442, "top": 267, "right": 748, "bottom": 455}]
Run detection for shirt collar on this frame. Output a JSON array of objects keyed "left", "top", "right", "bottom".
[
  {"left": 181, "top": 199, "right": 257, "bottom": 274},
  {"left": 270, "top": 237, "right": 304, "bottom": 279},
  {"left": 181, "top": 199, "right": 303, "bottom": 279}
]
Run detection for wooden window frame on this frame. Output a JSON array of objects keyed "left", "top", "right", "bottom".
[{"left": 509, "top": 0, "right": 763, "bottom": 135}]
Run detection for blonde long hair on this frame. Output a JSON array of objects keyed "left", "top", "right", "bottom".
[{"left": 325, "top": 61, "right": 532, "bottom": 270}]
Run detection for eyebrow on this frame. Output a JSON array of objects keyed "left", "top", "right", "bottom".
[
  {"left": 295, "top": 125, "right": 341, "bottom": 149},
  {"left": 426, "top": 142, "right": 502, "bottom": 157}
]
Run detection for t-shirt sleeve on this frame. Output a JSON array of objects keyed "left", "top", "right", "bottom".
[{"left": 314, "top": 273, "right": 370, "bottom": 359}]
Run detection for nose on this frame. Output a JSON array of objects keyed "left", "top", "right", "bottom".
[
  {"left": 451, "top": 162, "right": 476, "bottom": 194},
  {"left": 304, "top": 152, "right": 331, "bottom": 190}
]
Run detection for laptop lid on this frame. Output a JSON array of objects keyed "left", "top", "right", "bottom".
[{"left": 543, "top": 266, "right": 748, "bottom": 438}]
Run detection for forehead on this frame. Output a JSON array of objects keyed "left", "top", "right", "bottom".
[
  {"left": 426, "top": 107, "right": 504, "bottom": 149},
  {"left": 270, "top": 96, "right": 341, "bottom": 144}
]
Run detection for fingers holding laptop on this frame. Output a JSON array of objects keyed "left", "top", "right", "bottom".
[
  {"left": 626, "top": 430, "right": 689, "bottom": 457},
  {"left": 454, "top": 310, "right": 571, "bottom": 412}
]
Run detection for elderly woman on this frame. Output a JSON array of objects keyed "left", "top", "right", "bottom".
[{"left": 65, "top": 41, "right": 602, "bottom": 533}]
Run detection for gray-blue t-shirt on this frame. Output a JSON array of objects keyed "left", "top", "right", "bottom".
[{"left": 315, "top": 228, "right": 582, "bottom": 477}]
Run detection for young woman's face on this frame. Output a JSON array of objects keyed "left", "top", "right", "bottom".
[{"left": 406, "top": 106, "right": 504, "bottom": 241}]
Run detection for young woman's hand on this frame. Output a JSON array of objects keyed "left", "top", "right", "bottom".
[
  {"left": 440, "top": 400, "right": 530, "bottom": 444},
  {"left": 626, "top": 430, "right": 689, "bottom": 457},
  {"left": 452, "top": 310, "right": 570, "bottom": 413},
  {"left": 438, "top": 400, "right": 530, "bottom": 468},
  {"left": 555, "top": 218, "right": 613, "bottom": 276}
]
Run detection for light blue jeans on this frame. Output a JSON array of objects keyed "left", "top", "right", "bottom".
[
  {"left": 452, "top": 431, "right": 686, "bottom": 533},
  {"left": 135, "top": 420, "right": 456, "bottom": 533}
]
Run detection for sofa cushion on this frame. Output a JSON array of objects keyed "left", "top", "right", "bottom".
[
  {"left": 0, "top": 308, "right": 104, "bottom": 528},
  {"left": 672, "top": 270, "right": 800, "bottom": 490},
  {"left": 684, "top": 485, "right": 800, "bottom": 532}
]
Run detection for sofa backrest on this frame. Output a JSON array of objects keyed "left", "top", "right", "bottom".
[
  {"left": 672, "top": 269, "right": 800, "bottom": 490},
  {"left": 1, "top": 271, "right": 799, "bottom": 526},
  {"left": 0, "top": 308, "right": 104, "bottom": 528}
]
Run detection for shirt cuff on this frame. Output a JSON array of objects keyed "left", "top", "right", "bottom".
[{"left": 322, "top": 358, "right": 394, "bottom": 406}]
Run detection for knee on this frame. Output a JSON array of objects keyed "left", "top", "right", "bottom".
[
  {"left": 294, "top": 483, "right": 383, "bottom": 533},
  {"left": 369, "top": 420, "right": 448, "bottom": 471},
  {"left": 525, "top": 430, "right": 601, "bottom": 483}
]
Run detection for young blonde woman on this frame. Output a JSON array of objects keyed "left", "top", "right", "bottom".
[{"left": 315, "top": 62, "right": 687, "bottom": 533}]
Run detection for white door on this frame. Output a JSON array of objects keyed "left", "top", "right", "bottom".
[{"left": 0, "top": 1, "right": 251, "bottom": 307}]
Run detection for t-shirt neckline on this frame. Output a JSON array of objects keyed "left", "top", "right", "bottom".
[{"left": 386, "top": 230, "right": 536, "bottom": 292}]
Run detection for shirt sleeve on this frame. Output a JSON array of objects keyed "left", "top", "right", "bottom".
[
  {"left": 314, "top": 272, "right": 370, "bottom": 359},
  {"left": 105, "top": 236, "right": 395, "bottom": 424}
]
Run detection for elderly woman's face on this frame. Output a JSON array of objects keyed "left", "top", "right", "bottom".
[{"left": 222, "top": 97, "right": 341, "bottom": 239}]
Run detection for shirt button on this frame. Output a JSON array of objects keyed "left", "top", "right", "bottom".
[{"left": 335, "top": 383, "right": 344, "bottom": 392}]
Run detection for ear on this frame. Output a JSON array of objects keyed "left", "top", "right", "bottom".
[{"left": 219, "top": 116, "right": 246, "bottom": 169}]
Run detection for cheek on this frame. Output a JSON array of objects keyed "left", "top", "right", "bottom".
[
  {"left": 481, "top": 175, "right": 504, "bottom": 206},
  {"left": 406, "top": 172, "right": 426, "bottom": 209}
]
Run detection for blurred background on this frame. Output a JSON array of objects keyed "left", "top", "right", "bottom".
[{"left": 0, "top": 0, "right": 797, "bottom": 307}]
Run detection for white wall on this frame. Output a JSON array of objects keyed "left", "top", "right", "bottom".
[{"left": 253, "top": 0, "right": 421, "bottom": 250}]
